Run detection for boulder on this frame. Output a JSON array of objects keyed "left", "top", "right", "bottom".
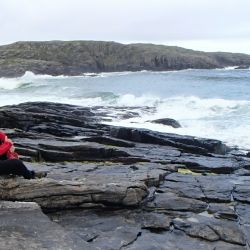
[{"left": 150, "top": 118, "right": 181, "bottom": 128}]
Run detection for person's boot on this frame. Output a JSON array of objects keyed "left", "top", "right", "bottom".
[
  {"left": 29, "top": 170, "right": 35, "bottom": 179},
  {"left": 34, "top": 171, "right": 47, "bottom": 178},
  {"left": 29, "top": 170, "right": 47, "bottom": 179}
]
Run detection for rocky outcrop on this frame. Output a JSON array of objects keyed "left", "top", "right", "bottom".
[
  {"left": 149, "top": 118, "right": 181, "bottom": 128},
  {"left": 1, "top": 41, "right": 250, "bottom": 77},
  {"left": 110, "top": 126, "right": 230, "bottom": 155},
  {"left": 0, "top": 176, "right": 148, "bottom": 209},
  {"left": 0, "top": 101, "right": 250, "bottom": 249}
]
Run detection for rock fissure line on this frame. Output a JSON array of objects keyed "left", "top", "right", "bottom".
[{"left": 119, "top": 231, "right": 142, "bottom": 250}]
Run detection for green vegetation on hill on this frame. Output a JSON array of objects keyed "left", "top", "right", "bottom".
[{"left": 0, "top": 41, "right": 250, "bottom": 77}]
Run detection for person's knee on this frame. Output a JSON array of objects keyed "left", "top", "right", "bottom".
[
  {"left": 7, "top": 159, "right": 27, "bottom": 174},
  {"left": 9, "top": 159, "right": 25, "bottom": 168}
]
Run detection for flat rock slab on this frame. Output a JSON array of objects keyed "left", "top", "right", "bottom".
[
  {"left": 123, "top": 230, "right": 246, "bottom": 250},
  {"left": 26, "top": 161, "right": 169, "bottom": 188},
  {"left": 49, "top": 209, "right": 247, "bottom": 250},
  {"left": 50, "top": 209, "right": 142, "bottom": 250},
  {"left": 173, "top": 154, "right": 241, "bottom": 173},
  {"left": 146, "top": 192, "right": 207, "bottom": 213},
  {"left": 173, "top": 215, "right": 246, "bottom": 246},
  {"left": 0, "top": 201, "right": 96, "bottom": 250},
  {"left": 0, "top": 177, "right": 148, "bottom": 209}
]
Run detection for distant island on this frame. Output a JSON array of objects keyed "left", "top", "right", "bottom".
[{"left": 0, "top": 40, "right": 250, "bottom": 77}]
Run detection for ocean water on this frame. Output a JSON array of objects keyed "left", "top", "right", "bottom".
[{"left": 0, "top": 69, "right": 250, "bottom": 149}]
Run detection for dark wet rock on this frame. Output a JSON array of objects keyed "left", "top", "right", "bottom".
[
  {"left": 208, "top": 203, "right": 238, "bottom": 221},
  {"left": 124, "top": 143, "right": 182, "bottom": 163},
  {"left": 173, "top": 217, "right": 220, "bottom": 242},
  {"left": 85, "top": 136, "right": 135, "bottom": 147},
  {"left": 173, "top": 154, "right": 241, "bottom": 173},
  {"left": 27, "top": 161, "right": 168, "bottom": 188},
  {"left": 242, "top": 226, "right": 250, "bottom": 247},
  {"left": 120, "top": 111, "right": 140, "bottom": 120},
  {"left": 49, "top": 209, "right": 142, "bottom": 250},
  {"left": 162, "top": 173, "right": 235, "bottom": 203},
  {"left": 236, "top": 204, "right": 250, "bottom": 246},
  {"left": 38, "top": 141, "right": 130, "bottom": 162},
  {"left": 110, "top": 126, "right": 230, "bottom": 155},
  {"left": 195, "top": 175, "right": 235, "bottom": 202},
  {"left": 150, "top": 118, "right": 181, "bottom": 128},
  {"left": 49, "top": 209, "right": 246, "bottom": 250},
  {"left": 0, "top": 102, "right": 98, "bottom": 137},
  {"left": 233, "top": 184, "right": 250, "bottom": 203},
  {"left": 141, "top": 212, "right": 172, "bottom": 231},
  {"left": 234, "top": 168, "right": 250, "bottom": 176},
  {"left": 123, "top": 229, "right": 245, "bottom": 250},
  {"left": 161, "top": 173, "right": 206, "bottom": 200},
  {"left": 236, "top": 204, "right": 250, "bottom": 224}
]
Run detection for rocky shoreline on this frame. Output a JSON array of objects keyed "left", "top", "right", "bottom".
[{"left": 0, "top": 101, "right": 250, "bottom": 249}]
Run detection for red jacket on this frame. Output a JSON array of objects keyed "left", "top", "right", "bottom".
[{"left": 0, "top": 131, "right": 19, "bottom": 159}]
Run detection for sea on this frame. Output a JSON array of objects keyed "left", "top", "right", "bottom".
[{"left": 0, "top": 68, "right": 250, "bottom": 150}]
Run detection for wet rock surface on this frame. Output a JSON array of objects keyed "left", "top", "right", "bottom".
[
  {"left": 0, "top": 102, "right": 250, "bottom": 250},
  {"left": 0, "top": 201, "right": 96, "bottom": 250}
]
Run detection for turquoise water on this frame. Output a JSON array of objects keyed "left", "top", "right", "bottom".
[{"left": 0, "top": 69, "right": 250, "bottom": 149}]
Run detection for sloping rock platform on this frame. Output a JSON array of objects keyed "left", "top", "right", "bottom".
[{"left": 0, "top": 102, "right": 250, "bottom": 250}]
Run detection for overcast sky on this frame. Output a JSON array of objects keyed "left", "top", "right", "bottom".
[{"left": 1, "top": 0, "right": 250, "bottom": 53}]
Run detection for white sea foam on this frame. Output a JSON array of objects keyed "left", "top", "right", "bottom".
[
  {"left": 222, "top": 66, "right": 238, "bottom": 70},
  {"left": 0, "top": 71, "right": 69, "bottom": 90},
  {"left": 94, "top": 71, "right": 137, "bottom": 78},
  {"left": 0, "top": 77, "right": 22, "bottom": 90},
  {"left": 115, "top": 94, "right": 161, "bottom": 107},
  {"left": 21, "top": 71, "right": 76, "bottom": 80},
  {"left": 106, "top": 118, "right": 250, "bottom": 150},
  {"left": 107, "top": 94, "right": 250, "bottom": 120},
  {"left": 216, "top": 66, "right": 250, "bottom": 71},
  {"left": 0, "top": 71, "right": 138, "bottom": 90}
]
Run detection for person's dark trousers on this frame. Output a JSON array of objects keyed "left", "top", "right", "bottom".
[{"left": 0, "top": 159, "right": 34, "bottom": 179}]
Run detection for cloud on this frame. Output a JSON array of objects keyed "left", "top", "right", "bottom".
[{"left": 0, "top": 0, "right": 250, "bottom": 53}]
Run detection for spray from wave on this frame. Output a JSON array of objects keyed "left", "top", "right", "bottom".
[
  {"left": 0, "top": 71, "right": 89, "bottom": 91},
  {"left": 103, "top": 95, "right": 250, "bottom": 149}
]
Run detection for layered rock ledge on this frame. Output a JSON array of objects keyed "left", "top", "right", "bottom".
[{"left": 0, "top": 102, "right": 250, "bottom": 250}]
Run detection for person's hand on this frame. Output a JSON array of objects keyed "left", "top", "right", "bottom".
[
  {"left": 5, "top": 136, "right": 13, "bottom": 144},
  {"left": 10, "top": 145, "right": 15, "bottom": 153}
]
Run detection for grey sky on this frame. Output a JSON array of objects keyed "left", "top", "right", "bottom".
[{"left": 1, "top": 0, "right": 250, "bottom": 53}]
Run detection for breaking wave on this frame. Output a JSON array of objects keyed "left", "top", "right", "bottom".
[{"left": 0, "top": 69, "right": 250, "bottom": 149}]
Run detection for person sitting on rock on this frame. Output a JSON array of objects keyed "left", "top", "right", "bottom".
[{"left": 0, "top": 131, "right": 46, "bottom": 179}]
